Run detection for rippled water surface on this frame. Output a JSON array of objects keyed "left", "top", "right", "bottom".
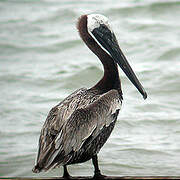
[{"left": 1, "top": 0, "right": 180, "bottom": 177}]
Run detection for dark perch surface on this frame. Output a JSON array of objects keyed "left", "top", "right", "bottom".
[{"left": 2, "top": 176, "right": 180, "bottom": 180}]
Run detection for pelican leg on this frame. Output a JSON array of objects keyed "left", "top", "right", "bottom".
[
  {"left": 92, "top": 155, "right": 106, "bottom": 179},
  {"left": 63, "top": 165, "right": 71, "bottom": 179}
]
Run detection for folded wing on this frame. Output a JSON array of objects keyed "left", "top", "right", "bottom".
[{"left": 33, "top": 89, "right": 121, "bottom": 172}]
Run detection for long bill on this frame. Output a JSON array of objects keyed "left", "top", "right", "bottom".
[{"left": 91, "top": 24, "right": 147, "bottom": 99}]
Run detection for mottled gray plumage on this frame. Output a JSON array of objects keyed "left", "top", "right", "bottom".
[
  {"left": 32, "top": 13, "right": 146, "bottom": 178},
  {"left": 33, "top": 88, "right": 122, "bottom": 172}
]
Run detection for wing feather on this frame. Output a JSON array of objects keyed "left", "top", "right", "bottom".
[
  {"left": 34, "top": 88, "right": 100, "bottom": 171},
  {"left": 34, "top": 88, "right": 121, "bottom": 172},
  {"left": 53, "top": 89, "right": 121, "bottom": 164}
]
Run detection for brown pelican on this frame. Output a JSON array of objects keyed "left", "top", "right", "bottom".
[{"left": 32, "top": 14, "right": 147, "bottom": 179}]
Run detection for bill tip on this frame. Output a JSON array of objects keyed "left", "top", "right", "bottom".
[{"left": 143, "top": 91, "right": 147, "bottom": 100}]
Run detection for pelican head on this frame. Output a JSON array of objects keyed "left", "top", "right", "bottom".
[{"left": 86, "top": 14, "right": 147, "bottom": 99}]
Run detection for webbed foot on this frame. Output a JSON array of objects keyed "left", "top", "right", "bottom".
[
  {"left": 63, "top": 165, "right": 72, "bottom": 179},
  {"left": 93, "top": 171, "right": 106, "bottom": 179}
]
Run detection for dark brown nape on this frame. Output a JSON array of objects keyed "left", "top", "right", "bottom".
[{"left": 77, "top": 15, "right": 122, "bottom": 95}]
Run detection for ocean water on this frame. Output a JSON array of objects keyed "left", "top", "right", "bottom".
[{"left": 1, "top": 0, "right": 180, "bottom": 177}]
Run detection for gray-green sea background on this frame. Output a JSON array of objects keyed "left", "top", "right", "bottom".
[{"left": 1, "top": 0, "right": 180, "bottom": 177}]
